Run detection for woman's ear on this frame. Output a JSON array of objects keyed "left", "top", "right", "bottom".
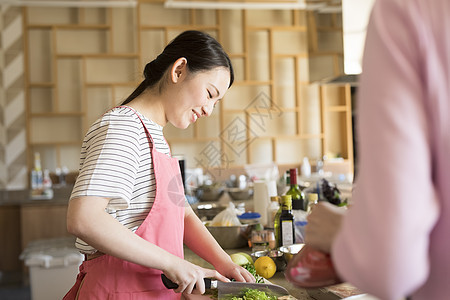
[{"left": 171, "top": 57, "right": 187, "bottom": 83}]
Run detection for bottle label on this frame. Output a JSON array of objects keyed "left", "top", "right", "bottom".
[{"left": 281, "top": 220, "right": 294, "bottom": 246}]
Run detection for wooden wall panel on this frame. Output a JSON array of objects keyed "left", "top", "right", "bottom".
[{"left": 23, "top": 1, "right": 352, "bottom": 179}]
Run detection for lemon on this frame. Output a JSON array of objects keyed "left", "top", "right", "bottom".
[{"left": 254, "top": 256, "right": 276, "bottom": 279}]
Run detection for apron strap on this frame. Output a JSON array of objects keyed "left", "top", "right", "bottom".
[{"left": 115, "top": 105, "right": 155, "bottom": 150}]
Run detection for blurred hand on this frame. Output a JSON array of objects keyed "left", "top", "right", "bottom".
[{"left": 305, "top": 201, "right": 346, "bottom": 253}]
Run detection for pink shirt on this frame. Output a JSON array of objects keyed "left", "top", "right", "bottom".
[{"left": 333, "top": 0, "right": 450, "bottom": 299}]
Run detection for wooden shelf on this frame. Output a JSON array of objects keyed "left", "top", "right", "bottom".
[
  {"left": 316, "top": 26, "right": 342, "bottom": 31},
  {"left": 167, "top": 137, "right": 220, "bottom": 143},
  {"left": 233, "top": 81, "right": 273, "bottom": 86},
  {"left": 246, "top": 25, "right": 308, "bottom": 31},
  {"left": 309, "top": 51, "right": 344, "bottom": 56},
  {"left": 139, "top": 25, "right": 219, "bottom": 31},
  {"left": 57, "top": 53, "right": 139, "bottom": 58},
  {"left": 246, "top": 134, "right": 324, "bottom": 140},
  {"left": 30, "top": 112, "right": 84, "bottom": 117},
  {"left": 28, "top": 24, "right": 110, "bottom": 30},
  {"left": 29, "top": 141, "right": 82, "bottom": 146},
  {"left": 29, "top": 82, "right": 54, "bottom": 87},
  {"left": 274, "top": 53, "right": 309, "bottom": 58},
  {"left": 23, "top": 3, "right": 351, "bottom": 174},
  {"left": 326, "top": 106, "right": 347, "bottom": 112},
  {"left": 84, "top": 81, "right": 139, "bottom": 87}
]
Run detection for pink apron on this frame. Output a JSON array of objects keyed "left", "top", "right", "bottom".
[{"left": 64, "top": 107, "right": 185, "bottom": 299}]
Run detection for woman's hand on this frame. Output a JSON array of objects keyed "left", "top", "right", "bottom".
[
  {"left": 183, "top": 206, "right": 255, "bottom": 285},
  {"left": 162, "top": 258, "right": 230, "bottom": 295},
  {"left": 214, "top": 258, "right": 256, "bottom": 283},
  {"left": 305, "top": 201, "right": 346, "bottom": 253}
]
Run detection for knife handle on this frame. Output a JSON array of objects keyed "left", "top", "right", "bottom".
[
  {"left": 161, "top": 274, "right": 212, "bottom": 289},
  {"left": 161, "top": 274, "right": 179, "bottom": 289}
]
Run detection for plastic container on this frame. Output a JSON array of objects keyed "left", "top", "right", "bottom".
[
  {"left": 301, "top": 157, "right": 311, "bottom": 177},
  {"left": 294, "top": 220, "right": 308, "bottom": 243},
  {"left": 20, "top": 237, "right": 84, "bottom": 300},
  {"left": 267, "top": 196, "right": 280, "bottom": 229},
  {"left": 238, "top": 212, "right": 261, "bottom": 225}
]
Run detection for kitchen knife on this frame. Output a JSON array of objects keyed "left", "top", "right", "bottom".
[{"left": 161, "top": 274, "right": 290, "bottom": 298}]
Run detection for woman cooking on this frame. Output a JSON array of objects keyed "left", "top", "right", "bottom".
[{"left": 64, "top": 30, "right": 254, "bottom": 299}]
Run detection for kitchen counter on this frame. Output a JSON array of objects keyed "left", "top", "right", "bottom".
[
  {"left": 0, "top": 185, "right": 73, "bottom": 206},
  {"left": 0, "top": 185, "right": 74, "bottom": 272},
  {"left": 184, "top": 246, "right": 361, "bottom": 300}
]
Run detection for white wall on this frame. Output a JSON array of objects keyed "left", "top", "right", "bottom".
[{"left": 342, "top": 0, "right": 375, "bottom": 74}]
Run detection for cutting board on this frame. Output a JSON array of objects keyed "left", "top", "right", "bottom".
[
  {"left": 182, "top": 294, "right": 298, "bottom": 300},
  {"left": 180, "top": 279, "right": 298, "bottom": 300}
]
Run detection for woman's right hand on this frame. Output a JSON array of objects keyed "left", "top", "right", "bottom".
[{"left": 162, "top": 258, "right": 229, "bottom": 295}]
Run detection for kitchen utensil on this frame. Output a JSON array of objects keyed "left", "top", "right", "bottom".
[
  {"left": 195, "top": 183, "right": 225, "bottom": 202},
  {"left": 206, "top": 224, "right": 250, "bottom": 249},
  {"left": 227, "top": 187, "right": 253, "bottom": 200},
  {"left": 238, "top": 212, "right": 261, "bottom": 225},
  {"left": 194, "top": 203, "right": 227, "bottom": 221},
  {"left": 251, "top": 249, "right": 286, "bottom": 271},
  {"left": 161, "top": 274, "right": 289, "bottom": 298},
  {"left": 279, "top": 243, "right": 305, "bottom": 263},
  {"left": 253, "top": 180, "right": 277, "bottom": 225},
  {"left": 250, "top": 229, "right": 275, "bottom": 252}
]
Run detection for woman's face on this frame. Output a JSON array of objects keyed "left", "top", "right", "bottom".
[{"left": 165, "top": 66, "right": 231, "bottom": 129}]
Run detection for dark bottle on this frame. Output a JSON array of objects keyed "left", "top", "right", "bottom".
[
  {"left": 286, "top": 168, "right": 306, "bottom": 211},
  {"left": 277, "top": 195, "right": 295, "bottom": 247}
]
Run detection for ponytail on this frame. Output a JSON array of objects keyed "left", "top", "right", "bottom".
[{"left": 121, "top": 30, "right": 233, "bottom": 105}]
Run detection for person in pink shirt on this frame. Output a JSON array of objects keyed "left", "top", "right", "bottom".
[{"left": 305, "top": 0, "right": 450, "bottom": 299}]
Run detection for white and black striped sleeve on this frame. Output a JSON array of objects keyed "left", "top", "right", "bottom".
[{"left": 71, "top": 113, "right": 144, "bottom": 209}]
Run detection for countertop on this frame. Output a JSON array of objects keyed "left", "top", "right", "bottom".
[
  {"left": 183, "top": 246, "right": 361, "bottom": 300},
  {"left": 0, "top": 185, "right": 73, "bottom": 206}
]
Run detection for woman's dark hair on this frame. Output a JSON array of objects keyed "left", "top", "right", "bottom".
[{"left": 121, "top": 30, "right": 234, "bottom": 105}]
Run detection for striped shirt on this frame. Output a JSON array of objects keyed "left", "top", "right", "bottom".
[{"left": 70, "top": 106, "right": 171, "bottom": 254}]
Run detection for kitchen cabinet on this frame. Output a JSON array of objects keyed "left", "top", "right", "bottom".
[
  {"left": 0, "top": 203, "right": 70, "bottom": 274},
  {"left": 23, "top": 1, "right": 352, "bottom": 178},
  {"left": 0, "top": 206, "right": 22, "bottom": 272},
  {"left": 320, "top": 82, "right": 355, "bottom": 172},
  {"left": 20, "top": 204, "right": 71, "bottom": 250},
  {"left": 0, "top": 187, "right": 73, "bottom": 272}
]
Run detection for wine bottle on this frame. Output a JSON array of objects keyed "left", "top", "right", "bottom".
[
  {"left": 277, "top": 195, "right": 295, "bottom": 247},
  {"left": 286, "top": 168, "right": 306, "bottom": 211}
]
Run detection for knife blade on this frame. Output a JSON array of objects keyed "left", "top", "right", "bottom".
[
  {"left": 212, "top": 279, "right": 289, "bottom": 298},
  {"left": 161, "top": 274, "right": 289, "bottom": 298}
]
